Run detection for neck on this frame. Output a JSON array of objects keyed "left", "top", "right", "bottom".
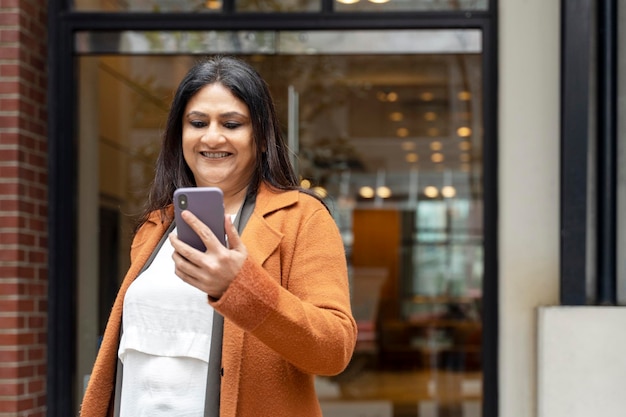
[{"left": 223, "top": 186, "right": 248, "bottom": 215}]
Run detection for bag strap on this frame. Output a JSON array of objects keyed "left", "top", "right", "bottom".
[{"left": 204, "top": 192, "right": 256, "bottom": 417}]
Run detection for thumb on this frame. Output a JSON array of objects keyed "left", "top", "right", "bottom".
[{"left": 224, "top": 213, "right": 244, "bottom": 251}]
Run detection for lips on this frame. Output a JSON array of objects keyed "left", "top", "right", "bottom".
[{"left": 200, "top": 151, "right": 231, "bottom": 159}]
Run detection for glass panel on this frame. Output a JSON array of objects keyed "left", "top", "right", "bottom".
[
  {"left": 74, "top": 0, "right": 223, "bottom": 12},
  {"left": 335, "top": 0, "right": 488, "bottom": 12},
  {"left": 236, "top": 0, "right": 320, "bottom": 12},
  {"left": 76, "top": 29, "right": 484, "bottom": 416},
  {"left": 76, "top": 29, "right": 481, "bottom": 54}
]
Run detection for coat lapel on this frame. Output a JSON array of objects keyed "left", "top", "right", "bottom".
[
  {"left": 240, "top": 185, "right": 299, "bottom": 268},
  {"left": 220, "top": 184, "right": 300, "bottom": 417}
]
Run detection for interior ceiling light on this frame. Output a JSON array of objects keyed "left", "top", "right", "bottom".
[
  {"left": 359, "top": 186, "right": 375, "bottom": 199},
  {"left": 405, "top": 153, "right": 418, "bottom": 163},
  {"left": 396, "top": 127, "right": 410, "bottom": 138},
  {"left": 369, "top": 0, "right": 390, "bottom": 3},
  {"left": 386, "top": 91, "right": 398, "bottom": 102},
  {"left": 420, "top": 92, "right": 434, "bottom": 101},
  {"left": 312, "top": 186, "right": 328, "bottom": 199},
  {"left": 442, "top": 186, "right": 456, "bottom": 198},
  {"left": 205, "top": 0, "right": 221, "bottom": 9},
  {"left": 377, "top": 186, "right": 392, "bottom": 198},
  {"left": 430, "top": 141, "right": 442, "bottom": 151},
  {"left": 456, "top": 126, "right": 472, "bottom": 137},
  {"left": 459, "top": 140, "right": 472, "bottom": 151},
  {"left": 337, "top": 0, "right": 360, "bottom": 3},
  {"left": 424, "top": 111, "right": 437, "bottom": 121},
  {"left": 431, "top": 152, "right": 444, "bottom": 163},
  {"left": 458, "top": 91, "right": 472, "bottom": 101},
  {"left": 401, "top": 141, "right": 416, "bottom": 151},
  {"left": 424, "top": 186, "right": 439, "bottom": 198},
  {"left": 389, "top": 112, "right": 404, "bottom": 122},
  {"left": 300, "top": 178, "right": 311, "bottom": 189}
]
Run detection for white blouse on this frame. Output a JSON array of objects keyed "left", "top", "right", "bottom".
[{"left": 118, "top": 227, "right": 214, "bottom": 416}]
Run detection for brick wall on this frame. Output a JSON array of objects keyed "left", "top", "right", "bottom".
[{"left": 0, "top": 0, "right": 49, "bottom": 415}]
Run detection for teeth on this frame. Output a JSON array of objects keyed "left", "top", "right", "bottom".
[{"left": 201, "top": 152, "right": 229, "bottom": 158}]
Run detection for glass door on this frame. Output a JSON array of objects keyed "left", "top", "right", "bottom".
[{"left": 76, "top": 29, "right": 484, "bottom": 416}]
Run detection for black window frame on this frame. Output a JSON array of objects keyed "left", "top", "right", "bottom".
[
  {"left": 560, "top": 0, "right": 618, "bottom": 306},
  {"left": 47, "top": 2, "right": 499, "bottom": 416}
]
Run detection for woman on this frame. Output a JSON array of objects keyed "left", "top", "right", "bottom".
[{"left": 80, "top": 56, "right": 357, "bottom": 417}]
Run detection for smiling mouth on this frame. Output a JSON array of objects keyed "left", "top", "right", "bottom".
[{"left": 200, "top": 151, "right": 230, "bottom": 159}]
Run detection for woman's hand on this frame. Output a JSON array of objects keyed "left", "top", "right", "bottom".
[{"left": 169, "top": 210, "right": 248, "bottom": 299}]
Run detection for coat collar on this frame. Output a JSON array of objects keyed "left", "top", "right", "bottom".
[
  {"left": 145, "top": 182, "right": 300, "bottom": 267},
  {"left": 242, "top": 183, "right": 299, "bottom": 267}
]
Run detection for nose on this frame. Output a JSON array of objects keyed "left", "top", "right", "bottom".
[{"left": 201, "top": 124, "right": 226, "bottom": 147}]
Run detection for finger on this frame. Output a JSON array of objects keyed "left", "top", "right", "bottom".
[
  {"left": 180, "top": 210, "right": 223, "bottom": 250},
  {"left": 224, "top": 214, "right": 243, "bottom": 251}
]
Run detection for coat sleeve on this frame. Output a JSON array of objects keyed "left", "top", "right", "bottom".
[{"left": 211, "top": 200, "right": 357, "bottom": 376}]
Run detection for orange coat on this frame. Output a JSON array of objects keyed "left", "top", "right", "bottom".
[{"left": 80, "top": 183, "right": 357, "bottom": 417}]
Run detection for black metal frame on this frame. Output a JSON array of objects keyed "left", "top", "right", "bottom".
[
  {"left": 47, "top": 3, "right": 499, "bottom": 417},
  {"left": 560, "top": 0, "right": 618, "bottom": 305}
]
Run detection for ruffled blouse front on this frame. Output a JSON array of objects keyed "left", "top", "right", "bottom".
[{"left": 118, "top": 228, "right": 214, "bottom": 416}]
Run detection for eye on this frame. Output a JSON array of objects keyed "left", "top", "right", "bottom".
[
  {"left": 190, "top": 120, "right": 206, "bottom": 128},
  {"left": 224, "top": 122, "right": 241, "bottom": 129}
]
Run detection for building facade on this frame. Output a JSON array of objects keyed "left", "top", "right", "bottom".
[{"left": 1, "top": 0, "right": 623, "bottom": 416}]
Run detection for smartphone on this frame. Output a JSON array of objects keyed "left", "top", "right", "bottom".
[{"left": 173, "top": 187, "right": 226, "bottom": 251}]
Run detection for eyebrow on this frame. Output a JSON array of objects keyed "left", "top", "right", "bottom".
[{"left": 186, "top": 110, "right": 249, "bottom": 119}]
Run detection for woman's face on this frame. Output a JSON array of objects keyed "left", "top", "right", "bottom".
[{"left": 182, "top": 83, "right": 256, "bottom": 195}]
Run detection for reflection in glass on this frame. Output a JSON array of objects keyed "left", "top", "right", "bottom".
[
  {"left": 76, "top": 30, "right": 484, "bottom": 416},
  {"left": 335, "top": 0, "right": 488, "bottom": 12},
  {"left": 74, "top": 0, "right": 223, "bottom": 12},
  {"left": 236, "top": 0, "right": 320, "bottom": 12}
]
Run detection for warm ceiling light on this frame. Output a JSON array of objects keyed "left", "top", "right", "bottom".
[
  {"left": 458, "top": 91, "right": 472, "bottom": 101},
  {"left": 431, "top": 153, "right": 444, "bottom": 163},
  {"left": 377, "top": 186, "right": 392, "bottom": 198},
  {"left": 312, "top": 186, "right": 328, "bottom": 199},
  {"left": 427, "top": 127, "right": 440, "bottom": 137},
  {"left": 300, "top": 178, "right": 311, "bottom": 189},
  {"left": 424, "top": 111, "right": 437, "bottom": 121},
  {"left": 430, "top": 141, "right": 442, "bottom": 151},
  {"left": 368, "top": 0, "right": 390, "bottom": 3},
  {"left": 424, "top": 186, "right": 439, "bottom": 198},
  {"left": 359, "top": 186, "right": 375, "bottom": 198},
  {"left": 401, "top": 141, "right": 416, "bottom": 151},
  {"left": 420, "top": 92, "right": 434, "bottom": 101},
  {"left": 405, "top": 153, "right": 418, "bottom": 163},
  {"left": 386, "top": 91, "right": 398, "bottom": 102},
  {"left": 337, "top": 0, "right": 360, "bottom": 3},
  {"left": 457, "top": 126, "right": 472, "bottom": 137},
  {"left": 389, "top": 112, "right": 404, "bottom": 122},
  {"left": 205, "top": 0, "right": 221, "bottom": 9},
  {"left": 459, "top": 140, "right": 472, "bottom": 151},
  {"left": 396, "top": 127, "right": 410, "bottom": 138},
  {"left": 442, "top": 186, "right": 456, "bottom": 198}
]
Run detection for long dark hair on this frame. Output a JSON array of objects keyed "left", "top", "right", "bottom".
[{"left": 136, "top": 55, "right": 304, "bottom": 228}]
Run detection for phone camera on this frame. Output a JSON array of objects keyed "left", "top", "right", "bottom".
[{"left": 178, "top": 193, "right": 188, "bottom": 210}]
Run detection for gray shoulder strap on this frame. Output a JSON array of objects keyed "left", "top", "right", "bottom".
[{"left": 204, "top": 192, "right": 256, "bottom": 417}]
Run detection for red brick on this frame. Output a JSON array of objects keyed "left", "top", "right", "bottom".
[
  {"left": 28, "top": 378, "right": 44, "bottom": 394},
  {"left": 0, "top": 11, "right": 19, "bottom": 25},
  {"left": 0, "top": 347, "right": 22, "bottom": 361},
  {"left": 0, "top": 381, "right": 24, "bottom": 395}
]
